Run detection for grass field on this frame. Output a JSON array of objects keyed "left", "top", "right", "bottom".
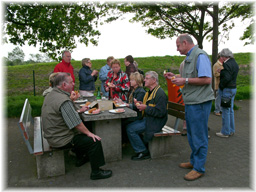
[{"left": 6, "top": 52, "right": 253, "bottom": 117}]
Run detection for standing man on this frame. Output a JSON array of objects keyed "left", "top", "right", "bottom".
[
  {"left": 165, "top": 34, "right": 214, "bottom": 181},
  {"left": 213, "top": 55, "right": 224, "bottom": 116},
  {"left": 54, "top": 50, "right": 75, "bottom": 83},
  {"left": 41, "top": 72, "right": 112, "bottom": 180},
  {"left": 99, "top": 56, "right": 114, "bottom": 97}
]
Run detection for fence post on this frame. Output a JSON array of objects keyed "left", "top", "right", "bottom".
[{"left": 33, "top": 70, "right": 36, "bottom": 96}]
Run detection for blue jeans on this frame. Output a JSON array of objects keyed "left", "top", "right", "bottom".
[
  {"left": 219, "top": 88, "right": 237, "bottom": 135},
  {"left": 185, "top": 100, "right": 212, "bottom": 173},
  {"left": 126, "top": 118, "right": 147, "bottom": 153},
  {"left": 214, "top": 89, "right": 222, "bottom": 113}
]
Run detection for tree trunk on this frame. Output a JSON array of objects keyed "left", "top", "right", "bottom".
[{"left": 212, "top": 3, "right": 219, "bottom": 94}]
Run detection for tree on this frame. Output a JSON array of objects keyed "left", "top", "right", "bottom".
[
  {"left": 3, "top": 2, "right": 110, "bottom": 60},
  {"left": 114, "top": 2, "right": 254, "bottom": 64},
  {"left": 7, "top": 46, "right": 25, "bottom": 65}
]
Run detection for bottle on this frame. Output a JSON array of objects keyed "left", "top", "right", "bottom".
[{"left": 96, "top": 87, "right": 101, "bottom": 100}]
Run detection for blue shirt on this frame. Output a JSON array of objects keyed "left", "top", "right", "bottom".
[
  {"left": 186, "top": 47, "right": 212, "bottom": 78},
  {"left": 99, "top": 64, "right": 111, "bottom": 97}
]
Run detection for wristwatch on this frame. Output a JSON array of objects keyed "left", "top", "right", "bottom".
[{"left": 185, "top": 78, "right": 189, "bottom": 85}]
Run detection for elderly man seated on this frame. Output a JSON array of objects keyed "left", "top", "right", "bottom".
[
  {"left": 126, "top": 71, "right": 168, "bottom": 160},
  {"left": 41, "top": 72, "right": 112, "bottom": 180}
]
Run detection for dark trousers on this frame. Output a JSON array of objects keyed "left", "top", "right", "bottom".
[{"left": 61, "top": 134, "right": 105, "bottom": 171}]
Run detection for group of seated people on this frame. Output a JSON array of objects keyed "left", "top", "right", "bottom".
[{"left": 42, "top": 51, "right": 168, "bottom": 180}]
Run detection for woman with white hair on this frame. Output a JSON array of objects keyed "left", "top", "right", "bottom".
[{"left": 216, "top": 48, "right": 239, "bottom": 138}]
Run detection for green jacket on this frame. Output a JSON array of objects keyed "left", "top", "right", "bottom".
[{"left": 41, "top": 88, "right": 77, "bottom": 148}]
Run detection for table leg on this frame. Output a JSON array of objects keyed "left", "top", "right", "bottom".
[{"left": 93, "top": 119, "right": 122, "bottom": 162}]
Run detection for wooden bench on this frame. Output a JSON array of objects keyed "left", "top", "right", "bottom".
[
  {"left": 149, "top": 101, "right": 185, "bottom": 158},
  {"left": 18, "top": 98, "right": 66, "bottom": 179}
]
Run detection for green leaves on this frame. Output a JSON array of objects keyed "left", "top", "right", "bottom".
[{"left": 4, "top": 2, "right": 110, "bottom": 60}]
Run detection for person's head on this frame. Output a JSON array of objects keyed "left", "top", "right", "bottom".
[
  {"left": 49, "top": 72, "right": 58, "bottom": 87},
  {"left": 124, "top": 55, "right": 134, "bottom": 67},
  {"left": 62, "top": 50, "right": 71, "bottom": 63},
  {"left": 144, "top": 71, "right": 158, "bottom": 89},
  {"left": 219, "top": 48, "right": 234, "bottom": 63},
  {"left": 111, "top": 59, "right": 121, "bottom": 74},
  {"left": 176, "top": 34, "right": 194, "bottom": 55},
  {"left": 53, "top": 72, "right": 74, "bottom": 93},
  {"left": 82, "top": 58, "right": 92, "bottom": 68},
  {"left": 107, "top": 56, "right": 114, "bottom": 66},
  {"left": 129, "top": 72, "right": 144, "bottom": 88}
]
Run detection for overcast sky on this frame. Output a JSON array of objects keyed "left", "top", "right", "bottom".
[{"left": 1, "top": 10, "right": 255, "bottom": 61}]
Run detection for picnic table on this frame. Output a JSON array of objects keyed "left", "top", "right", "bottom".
[{"left": 74, "top": 97, "right": 137, "bottom": 162}]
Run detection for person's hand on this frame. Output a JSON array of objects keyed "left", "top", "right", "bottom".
[
  {"left": 87, "top": 132, "right": 101, "bottom": 142},
  {"left": 172, "top": 77, "right": 185, "bottom": 87},
  {"left": 105, "top": 86, "right": 110, "bottom": 92},
  {"left": 136, "top": 102, "right": 146, "bottom": 111},
  {"left": 164, "top": 72, "right": 175, "bottom": 79},
  {"left": 70, "top": 91, "right": 80, "bottom": 101},
  {"left": 79, "top": 105, "right": 89, "bottom": 113},
  {"left": 92, "top": 70, "right": 98, "bottom": 76},
  {"left": 217, "top": 68, "right": 222, "bottom": 73}
]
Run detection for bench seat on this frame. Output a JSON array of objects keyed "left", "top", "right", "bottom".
[
  {"left": 149, "top": 101, "right": 185, "bottom": 159},
  {"left": 18, "top": 99, "right": 66, "bottom": 179}
]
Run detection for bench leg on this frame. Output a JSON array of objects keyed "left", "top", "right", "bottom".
[
  {"left": 36, "top": 150, "right": 65, "bottom": 179},
  {"left": 148, "top": 136, "right": 173, "bottom": 159}
]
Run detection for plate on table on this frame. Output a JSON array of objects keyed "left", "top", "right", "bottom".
[
  {"left": 109, "top": 109, "right": 125, "bottom": 114},
  {"left": 115, "top": 103, "right": 127, "bottom": 108},
  {"left": 84, "top": 111, "right": 101, "bottom": 115},
  {"left": 74, "top": 99, "right": 88, "bottom": 103}
]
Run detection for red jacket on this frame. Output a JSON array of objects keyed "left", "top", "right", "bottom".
[{"left": 54, "top": 60, "right": 75, "bottom": 82}]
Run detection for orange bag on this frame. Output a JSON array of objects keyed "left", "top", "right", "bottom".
[{"left": 166, "top": 78, "right": 184, "bottom": 105}]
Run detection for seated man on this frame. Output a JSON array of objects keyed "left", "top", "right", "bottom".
[
  {"left": 126, "top": 71, "right": 168, "bottom": 160},
  {"left": 41, "top": 72, "right": 112, "bottom": 180}
]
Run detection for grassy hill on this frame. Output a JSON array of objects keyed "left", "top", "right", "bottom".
[{"left": 6, "top": 53, "right": 253, "bottom": 117}]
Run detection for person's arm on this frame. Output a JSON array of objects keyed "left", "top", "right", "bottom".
[
  {"left": 60, "top": 101, "right": 101, "bottom": 142},
  {"left": 79, "top": 68, "right": 94, "bottom": 84},
  {"left": 172, "top": 54, "right": 212, "bottom": 86},
  {"left": 99, "top": 66, "right": 108, "bottom": 81}
]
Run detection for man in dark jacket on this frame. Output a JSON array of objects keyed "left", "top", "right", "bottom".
[{"left": 127, "top": 71, "right": 168, "bottom": 160}]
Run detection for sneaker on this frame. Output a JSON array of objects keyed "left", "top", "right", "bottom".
[
  {"left": 215, "top": 112, "right": 221, "bottom": 116},
  {"left": 181, "top": 129, "right": 187, "bottom": 136},
  {"left": 216, "top": 132, "right": 229, "bottom": 138},
  {"left": 184, "top": 170, "right": 204, "bottom": 181},
  {"left": 229, "top": 132, "right": 234, "bottom": 136}
]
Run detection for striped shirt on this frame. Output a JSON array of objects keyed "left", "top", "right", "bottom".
[{"left": 60, "top": 101, "right": 82, "bottom": 129}]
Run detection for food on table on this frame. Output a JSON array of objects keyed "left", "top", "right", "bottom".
[
  {"left": 85, "top": 102, "right": 91, "bottom": 106},
  {"left": 92, "top": 109, "right": 101, "bottom": 114},
  {"left": 88, "top": 108, "right": 97, "bottom": 114},
  {"left": 116, "top": 108, "right": 125, "bottom": 113}
]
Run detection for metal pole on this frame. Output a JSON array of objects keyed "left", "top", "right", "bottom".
[{"left": 33, "top": 70, "right": 36, "bottom": 96}]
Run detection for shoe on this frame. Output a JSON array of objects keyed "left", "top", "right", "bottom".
[
  {"left": 215, "top": 112, "right": 221, "bottom": 116},
  {"left": 216, "top": 132, "right": 229, "bottom": 138},
  {"left": 229, "top": 132, "right": 234, "bottom": 136},
  {"left": 75, "top": 155, "right": 89, "bottom": 167},
  {"left": 131, "top": 152, "right": 150, "bottom": 161},
  {"left": 181, "top": 129, "right": 187, "bottom": 136},
  {"left": 179, "top": 162, "right": 193, "bottom": 169},
  {"left": 184, "top": 170, "right": 204, "bottom": 181},
  {"left": 90, "top": 169, "right": 112, "bottom": 180}
]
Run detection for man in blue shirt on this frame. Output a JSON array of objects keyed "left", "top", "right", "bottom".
[
  {"left": 99, "top": 56, "right": 114, "bottom": 97},
  {"left": 165, "top": 34, "right": 214, "bottom": 181}
]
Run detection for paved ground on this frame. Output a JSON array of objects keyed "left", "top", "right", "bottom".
[{"left": 4, "top": 100, "right": 254, "bottom": 190}]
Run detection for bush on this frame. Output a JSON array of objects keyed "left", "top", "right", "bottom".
[{"left": 6, "top": 95, "right": 44, "bottom": 117}]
